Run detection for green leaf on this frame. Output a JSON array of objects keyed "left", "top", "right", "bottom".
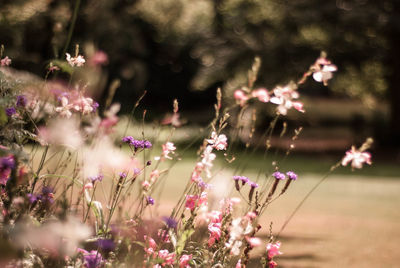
[{"left": 176, "top": 229, "right": 195, "bottom": 255}]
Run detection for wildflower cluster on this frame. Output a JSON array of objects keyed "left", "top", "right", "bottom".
[{"left": 0, "top": 43, "right": 373, "bottom": 268}]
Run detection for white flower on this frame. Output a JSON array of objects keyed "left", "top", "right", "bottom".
[
  {"left": 55, "top": 96, "right": 73, "bottom": 118},
  {"left": 341, "top": 146, "right": 372, "bottom": 169},
  {"left": 201, "top": 146, "right": 216, "bottom": 178},
  {"left": 66, "top": 53, "right": 85, "bottom": 67},
  {"left": 207, "top": 132, "right": 228, "bottom": 150},
  {"left": 270, "top": 85, "right": 304, "bottom": 115},
  {"left": 313, "top": 64, "right": 337, "bottom": 85}
]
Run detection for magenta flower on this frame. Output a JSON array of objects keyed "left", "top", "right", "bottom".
[
  {"left": 185, "top": 195, "right": 198, "bottom": 211},
  {"left": 147, "top": 196, "right": 155, "bottom": 205},
  {"left": 286, "top": 171, "right": 298, "bottom": 180},
  {"left": 268, "top": 260, "right": 278, "bottom": 268},
  {"left": 208, "top": 222, "right": 222, "bottom": 246},
  {"left": 342, "top": 146, "right": 372, "bottom": 169},
  {"left": 77, "top": 248, "right": 103, "bottom": 268},
  {"left": 273, "top": 171, "right": 285, "bottom": 180},
  {"left": 266, "top": 241, "right": 282, "bottom": 259}
]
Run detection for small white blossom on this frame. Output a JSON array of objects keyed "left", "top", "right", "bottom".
[{"left": 66, "top": 53, "right": 85, "bottom": 67}]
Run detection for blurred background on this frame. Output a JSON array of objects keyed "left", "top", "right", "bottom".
[
  {"left": 1, "top": 1, "right": 400, "bottom": 267},
  {"left": 1, "top": 0, "right": 400, "bottom": 151}
]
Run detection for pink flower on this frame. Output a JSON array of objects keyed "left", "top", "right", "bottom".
[
  {"left": 1, "top": 56, "right": 11, "bottom": 66},
  {"left": 234, "top": 90, "right": 249, "bottom": 106},
  {"left": 207, "top": 132, "right": 228, "bottom": 151},
  {"left": 158, "top": 249, "right": 175, "bottom": 266},
  {"left": 341, "top": 146, "right": 372, "bottom": 169},
  {"left": 161, "top": 142, "right": 176, "bottom": 160},
  {"left": 179, "top": 254, "right": 192, "bottom": 268},
  {"left": 268, "top": 260, "right": 278, "bottom": 268},
  {"left": 149, "top": 169, "right": 160, "bottom": 183},
  {"left": 89, "top": 50, "right": 108, "bottom": 66},
  {"left": 55, "top": 96, "right": 73, "bottom": 118},
  {"left": 201, "top": 146, "right": 216, "bottom": 178},
  {"left": 313, "top": 64, "right": 337, "bottom": 86},
  {"left": 208, "top": 210, "right": 222, "bottom": 223},
  {"left": 185, "top": 195, "right": 198, "bottom": 211},
  {"left": 270, "top": 85, "right": 304, "bottom": 115},
  {"left": 66, "top": 53, "right": 85, "bottom": 67},
  {"left": 208, "top": 222, "right": 222, "bottom": 246},
  {"left": 252, "top": 88, "right": 270, "bottom": 103},
  {"left": 266, "top": 241, "right": 282, "bottom": 259}
]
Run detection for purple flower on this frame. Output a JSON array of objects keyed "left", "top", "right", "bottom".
[
  {"left": 233, "top": 176, "right": 241, "bottom": 181},
  {"left": 250, "top": 181, "right": 259, "bottom": 188},
  {"left": 147, "top": 196, "right": 155, "bottom": 205},
  {"left": 162, "top": 216, "right": 177, "bottom": 229},
  {"left": 40, "top": 186, "right": 55, "bottom": 204},
  {"left": 96, "top": 239, "right": 115, "bottom": 251},
  {"left": 122, "top": 136, "right": 134, "bottom": 144},
  {"left": 89, "top": 174, "right": 103, "bottom": 183},
  {"left": 273, "top": 171, "right": 285, "bottom": 180},
  {"left": 1, "top": 156, "right": 15, "bottom": 170},
  {"left": 92, "top": 101, "right": 99, "bottom": 112},
  {"left": 119, "top": 172, "right": 127, "bottom": 178},
  {"left": 27, "top": 193, "right": 39, "bottom": 203},
  {"left": 198, "top": 179, "right": 210, "bottom": 190},
  {"left": 78, "top": 249, "right": 103, "bottom": 268},
  {"left": 133, "top": 168, "right": 141, "bottom": 175},
  {"left": 286, "top": 171, "right": 298, "bottom": 180},
  {"left": 143, "top": 140, "right": 152, "bottom": 149},
  {"left": 5, "top": 107, "right": 16, "bottom": 117},
  {"left": 16, "top": 95, "right": 27, "bottom": 107}
]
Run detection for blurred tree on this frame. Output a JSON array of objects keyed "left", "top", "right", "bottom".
[{"left": 0, "top": 0, "right": 399, "bottom": 145}]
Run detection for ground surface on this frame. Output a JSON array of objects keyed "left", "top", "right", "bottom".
[{"left": 153, "top": 156, "right": 400, "bottom": 268}]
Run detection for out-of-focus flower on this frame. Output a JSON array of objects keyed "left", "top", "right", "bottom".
[
  {"left": 273, "top": 172, "right": 285, "bottom": 180},
  {"left": 207, "top": 210, "right": 222, "bottom": 223},
  {"left": 234, "top": 90, "right": 249, "bottom": 106},
  {"left": 286, "top": 171, "right": 297, "bottom": 180},
  {"left": 207, "top": 132, "right": 228, "bottom": 150},
  {"left": 201, "top": 146, "right": 216, "bottom": 178},
  {"left": 341, "top": 146, "right": 372, "bottom": 169},
  {"left": 179, "top": 254, "right": 192, "bottom": 268},
  {"left": 160, "top": 142, "right": 176, "bottom": 160},
  {"left": 252, "top": 88, "right": 270, "bottom": 103},
  {"left": 1, "top": 56, "right": 11, "bottom": 66},
  {"left": 5, "top": 107, "right": 16, "bottom": 117},
  {"left": 270, "top": 85, "right": 304, "bottom": 115},
  {"left": 268, "top": 260, "right": 278, "bottom": 268},
  {"left": 89, "top": 50, "right": 108, "bottom": 66},
  {"left": 226, "top": 217, "right": 253, "bottom": 255},
  {"left": 162, "top": 216, "right": 178, "bottom": 229},
  {"left": 66, "top": 53, "right": 85, "bottom": 67},
  {"left": 246, "top": 236, "right": 262, "bottom": 248},
  {"left": 55, "top": 96, "right": 73, "bottom": 118},
  {"left": 96, "top": 239, "right": 115, "bottom": 251},
  {"left": 185, "top": 195, "right": 198, "bottom": 211},
  {"left": 158, "top": 249, "right": 176, "bottom": 266},
  {"left": 208, "top": 222, "right": 222, "bottom": 246},
  {"left": 16, "top": 95, "right": 27, "bottom": 107},
  {"left": 266, "top": 241, "right": 282, "bottom": 259},
  {"left": 38, "top": 118, "right": 83, "bottom": 148},
  {"left": 147, "top": 196, "right": 155, "bottom": 205},
  {"left": 13, "top": 216, "right": 91, "bottom": 256},
  {"left": 0, "top": 155, "right": 15, "bottom": 185},
  {"left": 236, "top": 259, "right": 244, "bottom": 268},
  {"left": 77, "top": 248, "right": 103, "bottom": 268}
]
